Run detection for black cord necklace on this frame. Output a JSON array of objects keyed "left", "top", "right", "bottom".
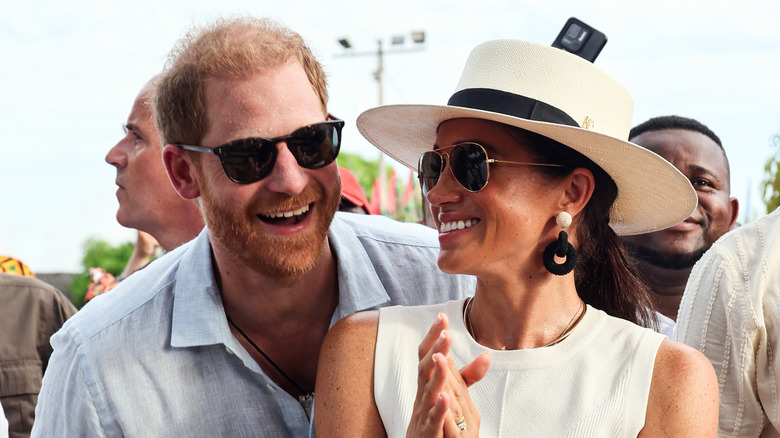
[{"left": 226, "top": 315, "right": 314, "bottom": 416}]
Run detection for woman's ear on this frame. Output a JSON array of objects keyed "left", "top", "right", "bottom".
[
  {"left": 162, "top": 144, "right": 201, "bottom": 200},
  {"left": 559, "top": 167, "right": 595, "bottom": 217}
]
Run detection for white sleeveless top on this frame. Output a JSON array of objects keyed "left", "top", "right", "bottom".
[{"left": 374, "top": 299, "right": 666, "bottom": 437}]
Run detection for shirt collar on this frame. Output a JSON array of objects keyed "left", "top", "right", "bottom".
[
  {"left": 170, "top": 228, "right": 232, "bottom": 348},
  {"left": 329, "top": 213, "right": 391, "bottom": 320}
]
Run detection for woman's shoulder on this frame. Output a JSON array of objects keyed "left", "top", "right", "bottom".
[
  {"left": 653, "top": 338, "right": 716, "bottom": 383},
  {"left": 640, "top": 338, "right": 718, "bottom": 436},
  {"left": 315, "top": 313, "right": 388, "bottom": 436},
  {"left": 327, "top": 310, "right": 381, "bottom": 345},
  {"left": 318, "top": 311, "right": 381, "bottom": 388}
]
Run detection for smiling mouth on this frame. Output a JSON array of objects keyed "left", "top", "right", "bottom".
[
  {"left": 668, "top": 219, "right": 701, "bottom": 230},
  {"left": 258, "top": 204, "right": 311, "bottom": 225},
  {"left": 439, "top": 219, "right": 479, "bottom": 233}
]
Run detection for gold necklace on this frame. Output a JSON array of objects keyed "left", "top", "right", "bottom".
[
  {"left": 463, "top": 297, "right": 586, "bottom": 349},
  {"left": 543, "top": 301, "right": 586, "bottom": 347}
]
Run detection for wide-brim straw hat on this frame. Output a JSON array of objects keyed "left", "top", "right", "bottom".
[{"left": 357, "top": 39, "right": 697, "bottom": 235}]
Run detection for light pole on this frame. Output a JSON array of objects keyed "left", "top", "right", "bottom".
[{"left": 336, "top": 32, "right": 426, "bottom": 216}]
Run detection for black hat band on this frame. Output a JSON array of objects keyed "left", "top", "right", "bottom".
[{"left": 448, "top": 88, "right": 578, "bottom": 128}]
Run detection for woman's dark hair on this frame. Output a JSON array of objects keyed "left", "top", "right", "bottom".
[{"left": 510, "top": 127, "right": 658, "bottom": 329}]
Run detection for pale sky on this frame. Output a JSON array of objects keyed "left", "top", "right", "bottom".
[{"left": 2, "top": 0, "right": 779, "bottom": 272}]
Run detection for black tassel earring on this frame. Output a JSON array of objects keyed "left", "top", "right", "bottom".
[{"left": 543, "top": 211, "right": 578, "bottom": 276}]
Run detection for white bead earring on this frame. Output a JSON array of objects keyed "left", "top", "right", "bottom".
[{"left": 543, "top": 211, "right": 578, "bottom": 276}]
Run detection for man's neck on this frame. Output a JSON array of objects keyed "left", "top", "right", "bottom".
[
  {"left": 214, "top": 238, "right": 339, "bottom": 397},
  {"left": 151, "top": 216, "right": 204, "bottom": 252},
  {"left": 216, "top": 238, "right": 338, "bottom": 329},
  {"left": 157, "top": 225, "right": 202, "bottom": 252},
  {"left": 636, "top": 261, "right": 692, "bottom": 321}
]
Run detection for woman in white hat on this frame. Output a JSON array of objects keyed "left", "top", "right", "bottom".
[{"left": 314, "top": 39, "right": 717, "bottom": 437}]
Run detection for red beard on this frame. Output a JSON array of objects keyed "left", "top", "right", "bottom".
[{"left": 199, "top": 174, "right": 340, "bottom": 278}]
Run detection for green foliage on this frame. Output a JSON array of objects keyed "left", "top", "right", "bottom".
[
  {"left": 761, "top": 133, "right": 780, "bottom": 214},
  {"left": 337, "top": 152, "right": 379, "bottom": 191},
  {"left": 69, "top": 238, "right": 133, "bottom": 308},
  {"left": 337, "top": 152, "right": 423, "bottom": 222}
]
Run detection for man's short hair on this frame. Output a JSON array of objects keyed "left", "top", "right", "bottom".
[
  {"left": 154, "top": 16, "right": 328, "bottom": 146},
  {"left": 629, "top": 115, "right": 723, "bottom": 150}
]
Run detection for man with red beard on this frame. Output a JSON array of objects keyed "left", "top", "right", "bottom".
[
  {"left": 32, "top": 17, "right": 474, "bottom": 437},
  {"left": 621, "top": 115, "right": 738, "bottom": 336}
]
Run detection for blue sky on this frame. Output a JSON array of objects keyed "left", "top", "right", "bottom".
[{"left": 2, "top": 0, "right": 779, "bottom": 272}]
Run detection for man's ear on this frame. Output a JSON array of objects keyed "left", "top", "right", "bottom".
[
  {"left": 558, "top": 167, "right": 595, "bottom": 217},
  {"left": 162, "top": 144, "right": 201, "bottom": 200},
  {"left": 727, "top": 196, "right": 740, "bottom": 230}
]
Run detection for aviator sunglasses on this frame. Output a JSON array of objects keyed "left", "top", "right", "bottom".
[
  {"left": 176, "top": 118, "right": 344, "bottom": 184},
  {"left": 418, "top": 142, "right": 565, "bottom": 195}
]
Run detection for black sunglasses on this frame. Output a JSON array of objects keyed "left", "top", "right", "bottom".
[
  {"left": 176, "top": 118, "right": 344, "bottom": 184},
  {"left": 418, "top": 142, "right": 564, "bottom": 194}
]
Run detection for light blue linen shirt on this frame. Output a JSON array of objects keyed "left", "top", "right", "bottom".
[{"left": 32, "top": 213, "right": 474, "bottom": 437}]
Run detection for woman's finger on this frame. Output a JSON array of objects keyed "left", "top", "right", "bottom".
[
  {"left": 428, "top": 391, "right": 450, "bottom": 433},
  {"left": 439, "top": 352, "right": 487, "bottom": 437},
  {"left": 406, "top": 369, "right": 451, "bottom": 438},
  {"left": 460, "top": 352, "right": 492, "bottom": 387},
  {"left": 416, "top": 327, "right": 454, "bottom": 401},
  {"left": 418, "top": 313, "right": 449, "bottom": 360},
  {"left": 423, "top": 351, "right": 453, "bottom": 408}
]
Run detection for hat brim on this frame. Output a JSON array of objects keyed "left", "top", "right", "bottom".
[{"left": 357, "top": 104, "right": 697, "bottom": 236}]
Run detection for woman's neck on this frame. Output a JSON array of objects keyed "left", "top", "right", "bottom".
[{"left": 466, "top": 273, "right": 584, "bottom": 350}]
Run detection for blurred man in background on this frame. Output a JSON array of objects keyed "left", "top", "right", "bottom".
[
  {"left": 621, "top": 115, "right": 738, "bottom": 336},
  {"left": 85, "top": 77, "right": 207, "bottom": 303},
  {"left": 105, "top": 76, "right": 204, "bottom": 253},
  {"left": 0, "top": 264, "right": 76, "bottom": 437}
]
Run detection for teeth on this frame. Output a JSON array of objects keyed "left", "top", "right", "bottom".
[
  {"left": 266, "top": 204, "right": 310, "bottom": 219},
  {"left": 439, "top": 219, "right": 478, "bottom": 233}
]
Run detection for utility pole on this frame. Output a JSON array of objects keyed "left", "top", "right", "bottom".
[{"left": 336, "top": 32, "right": 426, "bottom": 216}]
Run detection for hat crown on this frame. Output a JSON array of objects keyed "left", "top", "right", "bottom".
[{"left": 453, "top": 39, "right": 633, "bottom": 140}]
